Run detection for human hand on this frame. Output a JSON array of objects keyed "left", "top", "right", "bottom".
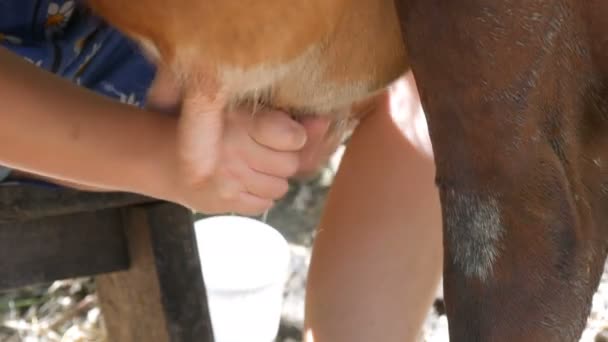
[
  {"left": 146, "top": 68, "right": 344, "bottom": 214},
  {"left": 294, "top": 116, "right": 343, "bottom": 179},
  {"left": 173, "top": 91, "right": 309, "bottom": 215}
]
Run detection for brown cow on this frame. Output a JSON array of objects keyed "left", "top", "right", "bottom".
[
  {"left": 398, "top": 1, "right": 608, "bottom": 340},
  {"left": 87, "top": 0, "right": 608, "bottom": 340}
]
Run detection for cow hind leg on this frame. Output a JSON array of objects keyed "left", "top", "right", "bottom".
[{"left": 394, "top": 0, "right": 608, "bottom": 341}]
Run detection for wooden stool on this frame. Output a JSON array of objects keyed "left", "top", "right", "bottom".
[{"left": 0, "top": 184, "right": 214, "bottom": 342}]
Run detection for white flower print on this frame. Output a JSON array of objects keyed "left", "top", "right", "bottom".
[
  {"left": 24, "top": 57, "right": 44, "bottom": 67},
  {"left": 74, "top": 37, "right": 85, "bottom": 54},
  {"left": 102, "top": 82, "right": 141, "bottom": 107},
  {"left": 45, "top": 1, "right": 75, "bottom": 30},
  {"left": 0, "top": 33, "right": 22, "bottom": 45},
  {"left": 74, "top": 42, "right": 102, "bottom": 75}
]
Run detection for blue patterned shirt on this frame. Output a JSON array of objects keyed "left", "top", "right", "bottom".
[
  {"left": 0, "top": 0, "right": 157, "bottom": 183},
  {"left": 0, "top": 0, "right": 156, "bottom": 104}
]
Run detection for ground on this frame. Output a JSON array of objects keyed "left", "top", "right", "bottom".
[{"left": 2, "top": 152, "right": 608, "bottom": 341}]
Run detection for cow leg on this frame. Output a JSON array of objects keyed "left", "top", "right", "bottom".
[{"left": 395, "top": 1, "right": 608, "bottom": 341}]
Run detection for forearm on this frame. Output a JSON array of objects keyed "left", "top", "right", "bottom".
[{"left": 0, "top": 47, "right": 176, "bottom": 198}]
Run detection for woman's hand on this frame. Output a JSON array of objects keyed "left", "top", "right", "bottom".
[
  {"left": 174, "top": 97, "right": 308, "bottom": 215},
  {"left": 146, "top": 66, "right": 348, "bottom": 215},
  {"left": 148, "top": 68, "right": 321, "bottom": 215}
]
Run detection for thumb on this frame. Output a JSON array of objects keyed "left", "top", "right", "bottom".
[{"left": 177, "top": 82, "right": 228, "bottom": 179}]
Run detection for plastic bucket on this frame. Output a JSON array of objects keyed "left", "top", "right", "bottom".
[{"left": 195, "top": 215, "right": 291, "bottom": 342}]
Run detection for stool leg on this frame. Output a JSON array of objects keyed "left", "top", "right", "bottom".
[{"left": 96, "top": 203, "right": 214, "bottom": 342}]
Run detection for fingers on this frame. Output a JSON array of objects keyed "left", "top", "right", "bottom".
[
  {"left": 234, "top": 192, "right": 275, "bottom": 216},
  {"left": 177, "top": 87, "right": 228, "bottom": 179},
  {"left": 173, "top": 88, "right": 341, "bottom": 215},
  {"left": 217, "top": 158, "right": 290, "bottom": 204},
  {"left": 297, "top": 116, "right": 332, "bottom": 172},
  {"left": 202, "top": 187, "right": 274, "bottom": 216},
  {"left": 239, "top": 109, "right": 339, "bottom": 180},
  {"left": 208, "top": 167, "right": 288, "bottom": 216},
  {"left": 249, "top": 110, "right": 307, "bottom": 151},
  {"left": 240, "top": 167, "right": 290, "bottom": 200},
  {"left": 226, "top": 109, "right": 302, "bottom": 178},
  {"left": 244, "top": 141, "right": 300, "bottom": 178}
]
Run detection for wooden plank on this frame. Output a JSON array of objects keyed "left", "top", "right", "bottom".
[
  {"left": 96, "top": 207, "right": 171, "bottom": 342},
  {"left": 146, "top": 203, "right": 214, "bottom": 342},
  {"left": 0, "top": 184, "right": 155, "bottom": 223},
  {"left": 97, "top": 204, "right": 214, "bottom": 342},
  {"left": 0, "top": 209, "right": 129, "bottom": 290}
]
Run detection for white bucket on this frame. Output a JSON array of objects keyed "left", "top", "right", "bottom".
[{"left": 195, "top": 215, "right": 291, "bottom": 342}]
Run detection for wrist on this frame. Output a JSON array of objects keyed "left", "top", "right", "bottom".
[{"left": 123, "top": 112, "right": 183, "bottom": 203}]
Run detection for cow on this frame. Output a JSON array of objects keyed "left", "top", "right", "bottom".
[{"left": 87, "top": 0, "right": 608, "bottom": 340}]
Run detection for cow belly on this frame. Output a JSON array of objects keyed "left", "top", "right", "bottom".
[{"left": 219, "top": 44, "right": 404, "bottom": 116}]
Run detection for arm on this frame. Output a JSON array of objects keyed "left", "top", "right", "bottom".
[
  {"left": 0, "top": 47, "right": 308, "bottom": 215},
  {"left": 0, "top": 46, "right": 177, "bottom": 198}
]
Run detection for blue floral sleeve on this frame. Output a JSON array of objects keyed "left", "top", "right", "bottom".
[
  {"left": 0, "top": 0, "right": 156, "bottom": 106},
  {"left": 0, "top": 0, "right": 157, "bottom": 183}
]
